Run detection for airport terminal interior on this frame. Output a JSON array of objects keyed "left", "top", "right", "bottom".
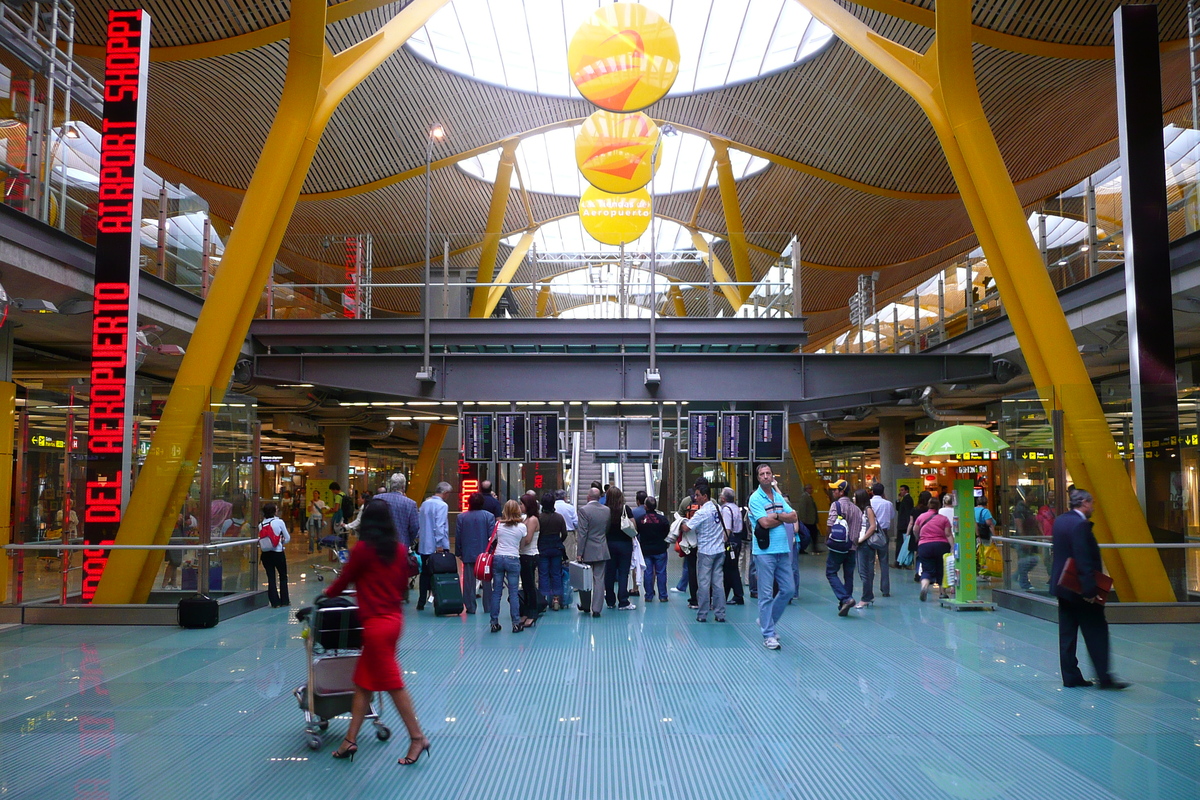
[{"left": 1, "top": 0, "right": 1200, "bottom": 798}]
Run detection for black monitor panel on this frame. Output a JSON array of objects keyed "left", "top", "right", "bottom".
[
  {"left": 688, "top": 412, "right": 719, "bottom": 461},
  {"left": 753, "top": 411, "right": 786, "bottom": 462},
  {"left": 528, "top": 412, "right": 560, "bottom": 462},
  {"left": 462, "top": 413, "right": 494, "bottom": 462},
  {"left": 721, "top": 411, "right": 752, "bottom": 461},
  {"left": 496, "top": 412, "right": 528, "bottom": 462}
]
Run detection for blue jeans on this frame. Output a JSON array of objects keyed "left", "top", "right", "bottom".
[
  {"left": 676, "top": 555, "right": 690, "bottom": 591},
  {"left": 538, "top": 548, "right": 564, "bottom": 601},
  {"left": 826, "top": 548, "right": 856, "bottom": 604},
  {"left": 643, "top": 552, "right": 668, "bottom": 599},
  {"left": 754, "top": 553, "right": 795, "bottom": 639},
  {"left": 490, "top": 554, "right": 520, "bottom": 625}
]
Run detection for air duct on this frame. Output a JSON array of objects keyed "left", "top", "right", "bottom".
[
  {"left": 920, "top": 386, "right": 986, "bottom": 423},
  {"left": 350, "top": 422, "right": 396, "bottom": 440},
  {"left": 820, "top": 421, "right": 880, "bottom": 442}
]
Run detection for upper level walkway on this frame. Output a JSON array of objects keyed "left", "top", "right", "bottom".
[{"left": 2, "top": 556, "right": 1197, "bottom": 800}]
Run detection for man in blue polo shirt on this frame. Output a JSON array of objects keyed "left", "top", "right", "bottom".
[{"left": 748, "top": 463, "right": 798, "bottom": 650}]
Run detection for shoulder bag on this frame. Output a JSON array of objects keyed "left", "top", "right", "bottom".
[
  {"left": 620, "top": 505, "right": 638, "bottom": 537},
  {"left": 474, "top": 523, "right": 498, "bottom": 581}
]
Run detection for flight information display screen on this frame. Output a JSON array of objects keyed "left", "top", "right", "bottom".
[
  {"left": 688, "top": 412, "right": 719, "bottom": 461},
  {"left": 753, "top": 411, "right": 787, "bottom": 462},
  {"left": 496, "top": 412, "right": 528, "bottom": 462},
  {"left": 462, "top": 413, "right": 494, "bottom": 462},
  {"left": 528, "top": 412, "right": 560, "bottom": 462},
  {"left": 721, "top": 411, "right": 752, "bottom": 461}
]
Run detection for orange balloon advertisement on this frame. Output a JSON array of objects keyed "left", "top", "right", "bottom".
[
  {"left": 567, "top": 3, "right": 680, "bottom": 113},
  {"left": 578, "top": 185, "right": 652, "bottom": 246},
  {"left": 575, "top": 110, "right": 660, "bottom": 194}
]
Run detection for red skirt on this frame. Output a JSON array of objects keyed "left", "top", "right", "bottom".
[{"left": 353, "top": 614, "right": 405, "bottom": 691}]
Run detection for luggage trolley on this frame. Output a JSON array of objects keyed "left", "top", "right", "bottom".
[{"left": 294, "top": 595, "right": 392, "bottom": 750}]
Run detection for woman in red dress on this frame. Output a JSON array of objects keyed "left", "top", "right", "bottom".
[{"left": 323, "top": 498, "right": 431, "bottom": 766}]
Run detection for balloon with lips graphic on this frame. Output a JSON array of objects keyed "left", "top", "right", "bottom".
[
  {"left": 575, "top": 110, "right": 660, "bottom": 194},
  {"left": 567, "top": 3, "right": 680, "bottom": 112}
]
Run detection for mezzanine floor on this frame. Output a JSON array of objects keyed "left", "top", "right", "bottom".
[{"left": 1, "top": 556, "right": 1198, "bottom": 800}]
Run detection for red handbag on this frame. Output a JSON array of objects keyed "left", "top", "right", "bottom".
[{"left": 474, "top": 524, "right": 498, "bottom": 581}]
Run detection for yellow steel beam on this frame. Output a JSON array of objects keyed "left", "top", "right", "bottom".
[
  {"left": 688, "top": 230, "right": 743, "bottom": 311},
  {"left": 407, "top": 424, "right": 449, "bottom": 503},
  {"left": 690, "top": 155, "right": 717, "bottom": 227},
  {"left": 791, "top": 0, "right": 1171, "bottom": 600},
  {"left": 471, "top": 140, "right": 520, "bottom": 318},
  {"left": 482, "top": 230, "right": 538, "bottom": 317},
  {"left": 536, "top": 283, "right": 553, "bottom": 317},
  {"left": 788, "top": 423, "right": 829, "bottom": 530},
  {"left": 848, "top": 0, "right": 1185, "bottom": 60},
  {"left": 73, "top": 0, "right": 399, "bottom": 61},
  {"left": 0, "top": 381, "right": 14, "bottom": 603},
  {"left": 512, "top": 161, "right": 537, "bottom": 228},
  {"left": 97, "top": 0, "right": 453, "bottom": 603},
  {"left": 669, "top": 284, "right": 687, "bottom": 317},
  {"left": 711, "top": 138, "right": 753, "bottom": 304}
]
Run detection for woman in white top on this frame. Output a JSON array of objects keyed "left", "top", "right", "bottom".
[
  {"left": 518, "top": 495, "right": 541, "bottom": 629},
  {"left": 490, "top": 500, "right": 533, "bottom": 633},
  {"left": 938, "top": 493, "right": 956, "bottom": 525}
]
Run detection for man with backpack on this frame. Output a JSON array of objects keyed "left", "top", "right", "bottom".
[
  {"left": 748, "top": 464, "right": 798, "bottom": 650},
  {"left": 258, "top": 502, "right": 292, "bottom": 608},
  {"left": 826, "top": 480, "right": 863, "bottom": 617}
]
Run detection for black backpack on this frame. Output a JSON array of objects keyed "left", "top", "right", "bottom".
[{"left": 341, "top": 493, "right": 355, "bottom": 521}]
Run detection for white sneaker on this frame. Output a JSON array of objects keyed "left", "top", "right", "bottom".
[
  {"left": 669, "top": 587, "right": 684, "bottom": 593},
  {"left": 764, "top": 637, "right": 781, "bottom": 650},
  {"left": 619, "top": 603, "right": 637, "bottom": 610}
]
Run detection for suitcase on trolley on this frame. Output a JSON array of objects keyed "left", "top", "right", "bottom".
[{"left": 432, "top": 572, "right": 464, "bottom": 615}]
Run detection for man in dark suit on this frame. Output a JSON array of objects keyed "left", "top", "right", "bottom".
[{"left": 1049, "top": 488, "right": 1129, "bottom": 690}]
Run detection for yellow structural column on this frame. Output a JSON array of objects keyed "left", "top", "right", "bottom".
[
  {"left": 788, "top": 423, "right": 829, "bottom": 526},
  {"left": 407, "top": 424, "right": 449, "bottom": 503},
  {"left": 0, "top": 381, "right": 14, "bottom": 603},
  {"left": 98, "top": 0, "right": 453, "bottom": 603},
  {"left": 471, "top": 139, "right": 520, "bottom": 318},
  {"left": 483, "top": 229, "right": 537, "bottom": 317},
  {"left": 791, "top": 0, "right": 1168, "bottom": 601},
  {"left": 710, "top": 139, "right": 753, "bottom": 304},
  {"left": 688, "top": 229, "right": 743, "bottom": 311}
]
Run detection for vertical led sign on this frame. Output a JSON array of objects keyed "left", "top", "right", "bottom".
[{"left": 82, "top": 9, "right": 150, "bottom": 601}]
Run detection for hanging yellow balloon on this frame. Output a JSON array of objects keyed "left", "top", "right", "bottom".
[
  {"left": 567, "top": 2, "right": 680, "bottom": 113},
  {"left": 575, "top": 110, "right": 660, "bottom": 194},
  {"left": 578, "top": 185, "right": 651, "bottom": 246}
]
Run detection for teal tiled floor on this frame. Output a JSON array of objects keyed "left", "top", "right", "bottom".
[{"left": 2, "top": 557, "right": 1199, "bottom": 800}]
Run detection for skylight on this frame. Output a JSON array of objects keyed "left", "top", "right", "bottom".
[
  {"left": 460, "top": 126, "right": 769, "bottom": 195},
  {"left": 408, "top": 0, "right": 835, "bottom": 98},
  {"left": 547, "top": 264, "right": 692, "bottom": 295}
]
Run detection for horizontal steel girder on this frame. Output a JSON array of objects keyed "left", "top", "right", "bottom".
[{"left": 252, "top": 352, "right": 997, "bottom": 402}]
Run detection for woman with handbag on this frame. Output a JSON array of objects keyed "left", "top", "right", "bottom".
[
  {"left": 536, "top": 492, "right": 568, "bottom": 611},
  {"left": 603, "top": 487, "right": 638, "bottom": 610},
  {"left": 490, "top": 500, "right": 532, "bottom": 633},
  {"left": 323, "top": 499, "right": 431, "bottom": 767},
  {"left": 518, "top": 495, "right": 541, "bottom": 628}
]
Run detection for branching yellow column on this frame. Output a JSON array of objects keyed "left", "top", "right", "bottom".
[
  {"left": 471, "top": 139, "right": 520, "bottom": 317},
  {"left": 97, "top": 0, "right": 452, "bottom": 603},
  {"left": 711, "top": 139, "right": 753, "bottom": 304},
  {"left": 792, "top": 0, "right": 1170, "bottom": 599},
  {"left": 688, "top": 230, "right": 742, "bottom": 311},
  {"left": 407, "top": 424, "right": 449, "bottom": 503},
  {"left": 483, "top": 229, "right": 537, "bottom": 316}
]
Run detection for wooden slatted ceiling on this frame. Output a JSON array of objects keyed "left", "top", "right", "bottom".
[{"left": 73, "top": 0, "right": 306, "bottom": 48}]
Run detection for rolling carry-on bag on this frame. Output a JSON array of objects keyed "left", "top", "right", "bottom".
[
  {"left": 432, "top": 572, "right": 464, "bottom": 615},
  {"left": 427, "top": 552, "right": 459, "bottom": 575},
  {"left": 178, "top": 594, "right": 219, "bottom": 628},
  {"left": 181, "top": 563, "right": 223, "bottom": 592}
]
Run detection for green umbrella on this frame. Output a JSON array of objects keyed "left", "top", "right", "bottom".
[{"left": 911, "top": 424, "right": 1009, "bottom": 456}]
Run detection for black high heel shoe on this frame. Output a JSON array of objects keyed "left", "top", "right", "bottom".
[
  {"left": 399, "top": 736, "right": 431, "bottom": 766},
  {"left": 332, "top": 738, "right": 358, "bottom": 762}
]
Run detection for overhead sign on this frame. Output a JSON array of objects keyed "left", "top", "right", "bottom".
[
  {"left": 462, "top": 412, "right": 494, "bottom": 462},
  {"left": 529, "top": 412, "right": 560, "bottom": 462},
  {"left": 82, "top": 8, "right": 151, "bottom": 602},
  {"left": 567, "top": 2, "right": 680, "bottom": 112},
  {"left": 496, "top": 412, "right": 528, "bottom": 462},
  {"left": 687, "top": 411, "right": 718, "bottom": 461},
  {"left": 752, "top": 411, "right": 786, "bottom": 462},
  {"left": 579, "top": 185, "right": 651, "bottom": 246},
  {"left": 721, "top": 411, "right": 752, "bottom": 461},
  {"left": 575, "top": 110, "right": 660, "bottom": 194}
]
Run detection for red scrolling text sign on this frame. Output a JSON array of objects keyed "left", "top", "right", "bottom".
[{"left": 83, "top": 9, "right": 151, "bottom": 601}]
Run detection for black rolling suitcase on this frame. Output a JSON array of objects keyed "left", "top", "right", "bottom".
[
  {"left": 432, "top": 573, "right": 464, "bottom": 615},
  {"left": 178, "top": 594, "right": 219, "bottom": 628}
]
